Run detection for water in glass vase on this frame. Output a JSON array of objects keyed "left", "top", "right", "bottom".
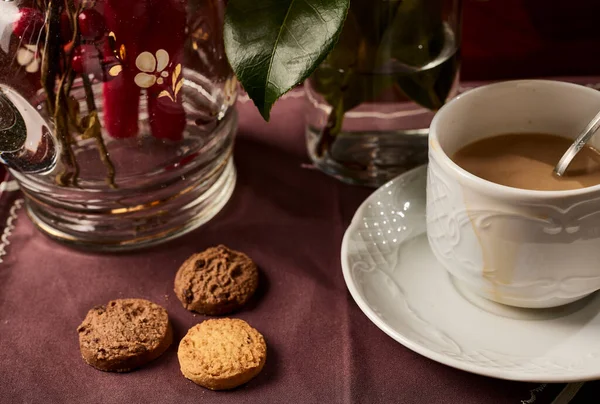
[
  {"left": 306, "top": 18, "right": 461, "bottom": 187},
  {"left": 12, "top": 70, "right": 236, "bottom": 250},
  {"left": 0, "top": 0, "right": 237, "bottom": 250}
]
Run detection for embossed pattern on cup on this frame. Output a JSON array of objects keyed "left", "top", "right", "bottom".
[{"left": 427, "top": 80, "right": 600, "bottom": 308}]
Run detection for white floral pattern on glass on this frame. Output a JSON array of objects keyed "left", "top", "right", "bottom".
[
  {"left": 134, "top": 49, "right": 170, "bottom": 88},
  {"left": 16, "top": 44, "right": 40, "bottom": 73}
]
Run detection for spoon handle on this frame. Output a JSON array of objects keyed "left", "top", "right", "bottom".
[{"left": 554, "top": 109, "right": 600, "bottom": 176}]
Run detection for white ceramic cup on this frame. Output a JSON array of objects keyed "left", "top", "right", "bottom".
[{"left": 427, "top": 80, "right": 600, "bottom": 308}]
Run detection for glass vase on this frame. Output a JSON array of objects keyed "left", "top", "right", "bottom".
[
  {"left": 305, "top": 0, "right": 462, "bottom": 187},
  {"left": 0, "top": 0, "right": 236, "bottom": 250}
]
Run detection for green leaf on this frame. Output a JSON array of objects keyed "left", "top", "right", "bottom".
[
  {"left": 393, "top": 49, "right": 459, "bottom": 111},
  {"left": 375, "top": 0, "right": 456, "bottom": 110},
  {"left": 309, "top": 0, "right": 459, "bottom": 158},
  {"left": 349, "top": 0, "right": 403, "bottom": 48},
  {"left": 313, "top": 0, "right": 458, "bottom": 116},
  {"left": 224, "top": 0, "right": 350, "bottom": 120},
  {"left": 310, "top": 10, "right": 394, "bottom": 115},
  {"left": 377, "top": 0, "right": 445, "bottom": 69}
]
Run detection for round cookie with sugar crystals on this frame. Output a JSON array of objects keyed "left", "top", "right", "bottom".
[
  {"left": 174, "top": 245, "right": 259, "bottom": 316},
  {"left": 177, "top": 318, "right": 267, "bottom": 390},
  {"left": 77, "top": 298, "right": 172, "bottom": 372}
]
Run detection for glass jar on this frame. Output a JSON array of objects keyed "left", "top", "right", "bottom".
[
  {"left": 305, "top": 0, "right": 462, "bottom": 187},
  {"left": 0, "top": 0, "right": 236, "bottom": 250}
]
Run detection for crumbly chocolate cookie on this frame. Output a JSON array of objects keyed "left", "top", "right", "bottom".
[
  {"left": 178, "top": 318, "right": 266, "bottom": 390},
  {"left": 77, "top": 298, "right": 172, "bottom": 372},
  {"left": 174, "top": 245, "right": 259, "bottom": 315}
]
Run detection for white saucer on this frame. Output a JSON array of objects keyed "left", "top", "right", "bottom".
[{"left": 341, "top": 165, "right": 600, "bottom": 382}]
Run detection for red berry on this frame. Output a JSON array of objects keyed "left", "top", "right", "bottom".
[
  {"left": 71, "top": 48, "right": 84, "bottom": 73},
  {"left": 78, "top": 9, "right": 106, "bottom": 40},
  {"left": 13, "top": 8, "right": 45, "bottom": 43}
]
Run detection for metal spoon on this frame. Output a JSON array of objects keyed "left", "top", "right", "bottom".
[{"left": 554, "top": 110, "right": 600, "bottom": 176}]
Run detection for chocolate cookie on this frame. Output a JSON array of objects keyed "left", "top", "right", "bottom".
[
  {"left": 174, "top": 245, "right": 259, "bottom": 315},
  {"left": 77, "top": 298, "right": 172, "bottom": 372},
  {"left": 177, "top": 318, "right": 266, "bottom": 390}
]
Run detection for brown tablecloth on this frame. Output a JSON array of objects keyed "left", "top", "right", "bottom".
[{"left": 1, "top": 82, "right": 599, "bottom": 404}]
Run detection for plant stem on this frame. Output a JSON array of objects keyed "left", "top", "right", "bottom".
[
  {"left": 63, "top": 0, "right": 79, "bottom": 103},
  {"left": 69, "top": 0, "right": 117, "bottom": 188},
  {"left": 42, "top": 0, "right": 80, "bottom": 186},
  {"left": 314, "top": 66, "right": 355, "bottom": 160},
  {"left": 40, "top": 1, "right": 60, "bottom": 115},
  {"left": 315, "top": 102, "right": 341, "bottom": 158},
  {"left": 54, "top": 73, "right": 80, "bottom": 187},
  {"left": 81, "top": 74, "right": 117, "bottom": 189},
  {"left": 313, "top": 101, "right": 365, "bottom": 171},
  {"left": 41, "top": 0, "right": 119, "bottom": 188}
]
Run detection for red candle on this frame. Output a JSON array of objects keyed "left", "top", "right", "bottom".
[
  {"left": 143, "top": 0, "right": 187, "bottom": 141},
  {"left": 102, "top": 1, "right": 149, "bottom": 139}
]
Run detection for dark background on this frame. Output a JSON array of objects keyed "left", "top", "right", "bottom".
[{"left": 462, "top": 0, "right": 600, "bottom": 80}]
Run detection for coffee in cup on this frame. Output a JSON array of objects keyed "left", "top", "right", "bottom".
[{"left": 452, "top": 133, "right": 600, "bottom": 191}]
